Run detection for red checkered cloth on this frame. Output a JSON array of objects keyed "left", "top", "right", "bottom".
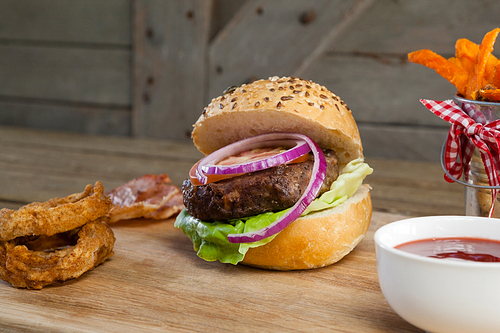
[{"left": 420, "top": 99, "right": 500, "bottom": 217}]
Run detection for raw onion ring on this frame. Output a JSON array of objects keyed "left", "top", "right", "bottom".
[
  {"left": 226, "top": 134, "right": 327, "bottom": 243},
  {"left": 195, "top": 133, "right": 312, "bottom": 185},
  {"left": 189, "top": 153, "right": 309, "bottom": 186}
]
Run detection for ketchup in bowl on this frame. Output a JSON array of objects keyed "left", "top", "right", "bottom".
[{"left": 395, "top": 237, "right": 500, "bottom": 262}]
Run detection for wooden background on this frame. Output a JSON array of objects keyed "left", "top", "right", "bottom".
[{"left": 1, "top": 0, "right": 500, "bottom": 161}]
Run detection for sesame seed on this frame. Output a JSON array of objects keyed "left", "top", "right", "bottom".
[
  {"left": 332, "top": 95, "right": 339, "bottom": 101},
  {"left": 255, "top": 101, "right": 260, "bottom": 107},
  {"left": 293, "top": 90, "right": 301, "bottom": 94},
  {"left": 306, "top": 85, "right": 312, "bottom": 89},
  {"left": 242, "top": 89, "right": 247, "bottom": 93},
  {"left": 308, "top": 102, "right": 314, "bottom": 106},
  {"left": 278, "top": 87, "right": 284, "bottom": 90},
  {"left": 320, "top": 105, "right": 325, "bottom": 110},
  {"left": 231, "top": 97, "right": 237, "bottom": 102},
  {"left": 232, "top": 103, "right": 237, "bottom": 109},
  {"left": 277, "top": 101, "right": 282, "bottom": 108},
  {"left": 335, "top": 104, "right": 340, "bottom": 112},
  {"left": 281, "top": 96, "right": 293, "bottom": 101},
  {"left": 320, "top": 94, "right": 328, "bottom": 99},
  {"left": 264, "top": 97, "right": 270, "bottom": 101},
  {"left": 223, "top": 86, "right": 237, "bottom": 94},
  {"left": 270, "top": 88, "right": 275, "bottom": 92},
  {"left": 296, "top": 84, "right": 302, "bottom": 87},
  {"left": 305, "top": 91, "right": 310, "bottom": 97},
  {"left": 289, "top": 85, "right": 294, "bottom": 90}
]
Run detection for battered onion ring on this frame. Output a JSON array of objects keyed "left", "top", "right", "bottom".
[
  {"left": 0, "top": 181, "right": 111, "bottom": 241},
  {"left": 0, "top": 218, "right": 115, "bottom": 289}
]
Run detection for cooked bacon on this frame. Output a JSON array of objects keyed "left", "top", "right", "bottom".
[{"left": 106, "top": 174, "right": 184, "bottom": 223}]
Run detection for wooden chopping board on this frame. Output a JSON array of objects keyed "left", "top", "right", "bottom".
[{"left": 0, "top": 211, "right": 422, "bottom": 332}]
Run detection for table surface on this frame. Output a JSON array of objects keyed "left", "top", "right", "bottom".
[{"left": 0, "top": 126, "right": 466, "bottom": 332}]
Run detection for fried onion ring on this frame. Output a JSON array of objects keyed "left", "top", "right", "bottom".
[
  {"left": 0, "top": 218, "right": 115, "bottom": 289},
  {"left": 0, "top": 181, "right": 111, "bottom": 241}
]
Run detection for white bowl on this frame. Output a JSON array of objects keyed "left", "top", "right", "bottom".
[{"left": 374, "top": 215, "right": 500, "bottom": 333}]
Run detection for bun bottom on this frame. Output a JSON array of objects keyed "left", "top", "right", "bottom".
[{"left": 241, "top": 185, "right": 372, "bottom": 270}]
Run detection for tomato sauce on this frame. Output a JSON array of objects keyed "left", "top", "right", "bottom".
[{"left": 395, "top": 237, "right": 500, "bottom": 262}]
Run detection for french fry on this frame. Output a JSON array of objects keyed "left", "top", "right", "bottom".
[
  {"left": 448, "top": 56, "right": 465, "bottom": 70},
  {"left": 455, "top": 38, "right": 478, "bottom": 74},
  {"left": 485, "top": 51, "right": 500, "bottom": 83},
  {"left": 478, "top": 88, "right": 500, "bottom": 102},
  {"left": 466, "top": 28, "right": 500, "bottom": 99},
  {"left": 408, "top": 49, "right": 469, "bottom": 96},
  {"left": 409, "top": 28, "right": 500, "bottom": 101},
  {"left": 456, "top": 38, "right": 500, "bottom": 83},
  {"left": 492, "top": 63, "right": 500, "bottom": 88}
]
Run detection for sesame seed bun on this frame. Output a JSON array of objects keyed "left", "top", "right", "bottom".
[
  {"left": 192, "top": 76, "right": 363, "bottom": 166},
  {"left": 186, "top": 76, "right": 371, "bottom": 270}
]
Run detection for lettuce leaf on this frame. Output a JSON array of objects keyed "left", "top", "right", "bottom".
[
  {"left": 174, "top": 158, "right": 373, "bottom": 265},
  {"left": 302, "top": 158, "right": 373, "bottom": 215}
]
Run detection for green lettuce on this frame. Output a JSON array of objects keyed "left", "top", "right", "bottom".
[{"left": 174, "top": 158, "right": 373, "bottom": 265}]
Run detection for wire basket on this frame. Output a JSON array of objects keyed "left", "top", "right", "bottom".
[{"left": 441, "top": 95, "right": 500, "bottom": 217}]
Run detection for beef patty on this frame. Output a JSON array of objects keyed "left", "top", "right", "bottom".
[{"left": 182, "top": 150, "right": 339, "bottom": 221}]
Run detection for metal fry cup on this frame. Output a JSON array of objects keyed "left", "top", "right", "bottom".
[{"left": 450, "top": 94, "right": 500, "bottom": 217}]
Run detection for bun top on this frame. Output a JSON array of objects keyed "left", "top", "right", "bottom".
[{"left": 192, "top": 76, "right": 363, "bottom": 165}]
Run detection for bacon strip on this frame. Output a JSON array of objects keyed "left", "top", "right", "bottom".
[{"left": 106, "top": 174, "right": 184, "bottom": 223}]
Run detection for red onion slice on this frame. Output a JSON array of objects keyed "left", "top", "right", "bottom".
[
  {"left": 195, "top": 133, "right": 312, "bottom": 185},
  {"left": 227, "top": 134, "right": 327, "bottom": 243},
  {"left": 201, "top": 141, "right": 310, "bottom": 175}
]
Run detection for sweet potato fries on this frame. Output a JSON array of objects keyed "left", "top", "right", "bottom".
[{"left": 408, "top": 28, "right": 500, "bottom": 101}]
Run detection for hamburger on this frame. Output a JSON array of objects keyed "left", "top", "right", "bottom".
[{"left": 175, "top": 76, "right": 373, "bottom": 270}]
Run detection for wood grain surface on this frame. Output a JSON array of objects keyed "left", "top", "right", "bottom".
[
  {"left": 0, "top": 0, "right": 131, "bottom": 45},
  {"left": 0, "top": 126, "right": 466, "bottom": 332},
  {"left": 0, "top": 212, "right": 422, "bottom": 333},
  {"left": 0, "top": 126, "right": 464, "bottom": 216},
  {"left": 133, "top": 0, "right": 211, "bottom": 140},
  {"left": 2, "top": 0, "right": 500, "bottom": 162}
]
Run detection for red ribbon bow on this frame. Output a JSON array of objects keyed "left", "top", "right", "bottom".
[{"left": 420, "top": 99, "right": 500, "bottom": 217}]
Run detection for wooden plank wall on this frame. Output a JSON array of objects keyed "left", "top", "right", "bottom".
[
  {"left": 133, "top": 0, "right": 212, "bottom": 140},
  {"left": 207, "top": 0, "right": 500, "bottom": 161},
  {"left": 1, "top": 0, "right": 500, "bottom": 161},
  {"left": 0, "top": 0, "right": 132, "bottom": 135}
]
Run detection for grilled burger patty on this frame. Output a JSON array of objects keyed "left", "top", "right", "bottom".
[{"left": 182, "top": 150, "right": 339, "bottom": 221}]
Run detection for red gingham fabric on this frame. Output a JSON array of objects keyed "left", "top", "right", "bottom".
[{"left": 420, "top": 99, "right": 500, "bottom": 217}]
